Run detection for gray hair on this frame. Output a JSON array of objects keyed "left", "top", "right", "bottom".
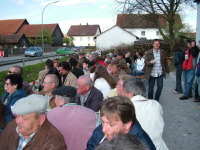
[
  {"left": 11, "top": 66, "right": 23, "bottom": 75},
  {"left": 123, "top": 78, "right": 146, "bottom": 97},
  {"left": 57, "top": 95, "right": 76, "bottom": 103},
  {"left": 45, "top": 74, "right": 59, "bottom": 87},
  {"left": 79, "top": 75, "right": 94, "bottom": 87}
]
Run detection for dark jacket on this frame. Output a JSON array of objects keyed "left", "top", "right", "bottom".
[
  {"left": 174, "top": 51, "right": 184, "bottom": 67},
  {"left": 0, "top": 119, "right": 67, "bottom": 150},
  {"left": 1, "top": 89, "right": 27, "bottom": 124},
  {"left": 71, "top": 67, "right": 84, "bottom": 78},
  {"left": 145, "top": 49, "right": 169, "bottom": 80},
  {"left": 76, "top": 86, "right": 103, "bottom": 112},
  {"left": 86, "top": 121, "right": 156, "bottom": 150}
]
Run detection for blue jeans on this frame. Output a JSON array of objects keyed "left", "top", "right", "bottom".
[
  {"left": 148, "top": 75, "right": 163, "bottom": 101},
  {"left": 182, "top": 69, "right": 195, "bottom": 97},
  {"left": 132, "top": 70, "right": 145, "bottom": 76}
]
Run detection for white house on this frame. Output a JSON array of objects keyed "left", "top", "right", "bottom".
[
  {"left": 94, "top": 25, "right": 138, "bottom": 51},
  {"left": 116, "top": 14, "right": 182, "bottom": 40},
  {"left": 67, "top": 24, "right": 101, "bottom": 47}
]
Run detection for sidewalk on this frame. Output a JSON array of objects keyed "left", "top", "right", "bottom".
[{"left": 160, "top": 72, "right": 200, "bottom": 150}]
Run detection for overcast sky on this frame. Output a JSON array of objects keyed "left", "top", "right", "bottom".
[{"left": 0, "top": 0, "right": 197, "bottom": 34}]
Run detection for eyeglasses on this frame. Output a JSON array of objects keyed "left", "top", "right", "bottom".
[
  {"left": 42, "top": 82, "right": 53, "bottom": 85},
  {"left": 76, "top": 84, "right": 87, "bottom": 88},
  {"left": 8, "top": 71, "right": 15, "bottom": 74}
]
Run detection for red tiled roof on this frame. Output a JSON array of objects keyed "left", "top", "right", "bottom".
[
  {"left": 17, "top": 24, "right": 58, "bottom": 37},
  {"left": 0, "top": 19, "right": 29, "bottom": 34},
  {"left": 116, "top": 14, "right": 182, "bottom": 28},
  {"left": 67, "top": 24, "right": 100, "bottom": 36},
  {"left": 0, "top": 34, "right": 24, "bottom": 43}
]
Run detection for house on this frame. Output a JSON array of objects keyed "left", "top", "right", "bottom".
[
  {"left": 17, "top": 24, "right": 63, "bottom": 47},
  {"left": 116, "top": 14, "right": 182, "bottom": 40},
  {"left": 67, "top": 24, "right": 101, "bottom": 47},
  {"left": 0, "top": 33, "right": 29, "bottom": 48},
  {"left": 0, "top": 19, "right": 63, "bottom": 47},
  {"left": 94, "top": 25, "right": 138, "bottom": 51}
]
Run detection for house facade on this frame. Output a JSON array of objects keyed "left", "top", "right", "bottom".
[
  {"left": 95, "top": 25, "right": 138, "bottom": 51},
  {"left": 67, "top": 24, "right": 101, "bottom": 47},
  {"left": 116, "top": 14, "right": 182, "bottom": 40}
]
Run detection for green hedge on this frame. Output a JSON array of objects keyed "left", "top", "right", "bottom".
[{"left": 0, "top": 56, "right": 67, "bottom": 97}]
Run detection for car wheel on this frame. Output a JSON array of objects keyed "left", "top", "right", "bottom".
[
  {"left": 34, "top": 54, "right": 37, "bottom": 57},
  {"left": 25, "top": 55, "right": 27, "bottom": 57}
]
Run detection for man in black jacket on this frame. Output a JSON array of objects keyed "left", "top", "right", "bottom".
[{"left": 75, "top": 75, "right": 103, "bottom": 112}]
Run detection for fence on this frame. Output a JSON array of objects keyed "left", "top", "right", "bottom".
[{"left": 3, "top": 47, "right": 58, "bottom": 56}]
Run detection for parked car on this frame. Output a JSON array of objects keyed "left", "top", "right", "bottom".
[
  {"left": 24, "top": 46, "right": 43, "bottom": 57},
  {"left": 56, "top": 47, "right": 77, "bottom": 55},
  {"left": 71, "top": 46, "right": 85, "bottom": 52}
]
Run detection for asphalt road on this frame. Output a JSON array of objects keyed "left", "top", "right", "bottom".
[
  {"left": 159, "top": 72, "right": 200, "bottom": 150},
  {"left": 0, "top": 52, "right": 61, "bottom": 72}
]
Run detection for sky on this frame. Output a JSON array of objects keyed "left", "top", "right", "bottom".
[{"left": 0, "top": 0, "right": 198, "bottom": 34}]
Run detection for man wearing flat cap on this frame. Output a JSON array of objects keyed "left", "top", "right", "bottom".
[
  {"left": 47, "top": 86, "right": 98, "bottom": 150},
  {"left": 0, "top": 94, "right": 67, "bottom": 150}
]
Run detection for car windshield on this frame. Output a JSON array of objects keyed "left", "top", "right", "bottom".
[{"left": 26, "top": 47, "right": 36, "bottom": 51}]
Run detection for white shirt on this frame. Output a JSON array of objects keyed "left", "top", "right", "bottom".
[
  {"left": 94, "top": 78, "right": 111, "bottom": 100},
  {"left": 131, "top": 95, "right": 168, "bottom": 150},
  {"left": 136, "top": 57, "right": 145, "bottom": 71}
]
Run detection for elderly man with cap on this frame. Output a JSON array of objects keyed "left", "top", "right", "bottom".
[
  {"left": 0, "top": 94, "right": 67, "bottom": 150},
  {"left": 47, "top": 86, "right": 98, "bottom": 150}
]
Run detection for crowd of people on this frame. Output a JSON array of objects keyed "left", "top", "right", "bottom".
[{"left": 0, "top": 38, "right": 199, "bottom": 150}]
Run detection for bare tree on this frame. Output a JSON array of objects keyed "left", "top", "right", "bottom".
[{"left": 116, "top": 0, "right": 196, "bottom": 50}]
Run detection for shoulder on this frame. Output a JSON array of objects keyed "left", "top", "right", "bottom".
[{"left": 13, "top": 89, "right": 27, "bottom": 97}]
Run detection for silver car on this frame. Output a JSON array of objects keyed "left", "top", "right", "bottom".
[{"left": 24, "top": 47, "right": 43, "bottom": 57}]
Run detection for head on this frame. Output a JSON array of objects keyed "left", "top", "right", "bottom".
[
  {"left": 76, "top": 75, "right": 93, "bottom": 96},
  {"left": 45, "top": 59, "right": 54, "bottom": 69},
  {"left": 82, "top": 59, "right": 90, "bottom": 69},
  {"left": 69, "top": 57, "right": 78, "bottom": 67},
  {"left": 172, "top": 43, "right": 183, "bottom": 52},
  {"left": 88, "top": 54, "right": 94, "bottom": 62},
  {"left": 186, "top": 39, "right": 192, "bottom": 49},
  {"left": 191, "top": 40, "right": 196, "bottom": 47},
  {"left": 111, "top": 61, "right": 121, "bottom": 75},
  {"left": 123, "top": 78, "right": 146, "bottom": 99},
  {"left": 53, "top": 58, "right": 59, "bottom": 68},
  {"left": 152, "top": 39, "right": 161, "bottom": 51},
  {"left": 116, "top": 75, "right": 135, "bottom": 96},
  {"left": 12, "top": 94, "right": 47, "bottom": 139},
  {"left": 42, "top": 74, "right": 59, "bottom": 95},
  {"left": 137, "top": 52, "right": 143, "bottom": 59},
  {"left": 124, "top": 51, "right": 131, "bottom": 58},
  {"left": 5, "top": 74, "right": 23, "bottom": 94},
  {"left": 95, "top": 134, "right": 148, "bottom": 150},
  {"left": 52, "top": 86, "right": 77, "bottom": 107},
  {"left": 117, "top": 51, "right": 124, "bottom": 60},
  {"left": 58, "top": 61, "right": 71, "bottom": 75},
  {"left": 8, "top": 66, "right": 23, "bottom": 75},
  {"left": 100, "top": 96, "right": 136, "bottom": 140},
  {"left": 47, "top": 67, "right": 62, "bottom": 87},
  {"left": 105, "top": 61, "right": 112, "bottom": 72}
]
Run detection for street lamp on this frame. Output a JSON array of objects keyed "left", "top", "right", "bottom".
[{"left": 42, "top": 0, "right": 60, "bottom": 52}]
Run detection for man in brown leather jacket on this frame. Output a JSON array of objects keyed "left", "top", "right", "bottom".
[{"left": 0, "top": 94, "right": 67, "bottom": 150}]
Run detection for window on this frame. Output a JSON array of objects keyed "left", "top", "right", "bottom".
[
  {"left": 80, "top": 37, "right": 82, "bottom": 41},
  {"left": 88, "top": 37, "right": 90, "bottom": 41},
  {"left": 156, "top": 31, "right": 160, "bottom": 36},
  {"left": 141, "top": 31, "right": 145, "bottom": 36}
]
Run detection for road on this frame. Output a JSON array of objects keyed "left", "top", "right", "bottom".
[
  {"left": 160, "top": 72, "right": 200, "bottom": 150},
  {"left": 0, "top": 52, "right": 61, "bottom": 72}
]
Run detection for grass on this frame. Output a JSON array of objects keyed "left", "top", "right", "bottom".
[{"left": 0, "top": 56, "right": 67, "bottom": 97}]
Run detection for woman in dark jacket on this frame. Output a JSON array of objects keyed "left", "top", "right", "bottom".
[
  {"left": 1, "top": 74, "right": 27, "bottom": 124},
  {"left": 172, "top": 43, "right": 184, "bottom": 94}
]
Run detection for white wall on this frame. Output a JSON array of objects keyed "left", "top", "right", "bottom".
[
  {"left": 72, "top": 28, "right": 101, "bottom": 47},
  {"left": 196, "top": 3, "right": 200, "bottom": 45},
  {"left": 125, "top": 28, "right": 163, "bottom": 40},
  {"left": 96, "top": 26, "right": 137, "bottom": 51}
]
